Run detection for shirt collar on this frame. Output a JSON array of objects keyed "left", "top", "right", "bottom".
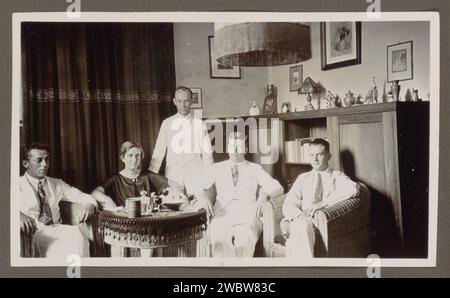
[
  {"left": 312, "top": 166, "right": 331, "bottom": 175},
  {"left": 229, "top": 159, "right": 246, "bottom": 168},
  {"left": 25, "top": 172, "right": 47, "bottom": 188},
  {"left": 176, "top": 112, "right": 193, "bottom": 119}
]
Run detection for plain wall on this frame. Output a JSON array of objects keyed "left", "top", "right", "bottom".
[{"left": 174, "top": 21, "right": 430, "bottom": 117}]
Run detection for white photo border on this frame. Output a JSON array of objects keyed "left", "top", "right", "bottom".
[{"left": 11, "top": 11, "right": 440, "bottom": 268}]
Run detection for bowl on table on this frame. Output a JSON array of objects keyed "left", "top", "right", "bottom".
[
  {"left": 162, "top": 200, "right": 184, "bottom": 211},
  {"left": 161, "top": 192, "right": 189, "bottom": 211}
]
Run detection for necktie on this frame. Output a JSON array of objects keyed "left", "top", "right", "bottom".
[
  {"left": 37, "top": 180, "right": 53, "bottom": 225},
  {"left": 232, "top": 164, "right": 239, "bottom": 186},
  {"left": 312, "top": 172, "right": 323, "bottom": 204}
]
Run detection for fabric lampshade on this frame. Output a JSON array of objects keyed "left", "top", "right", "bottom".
[{"left": 213, "top": 22, "right": 311, "bottom": 67}]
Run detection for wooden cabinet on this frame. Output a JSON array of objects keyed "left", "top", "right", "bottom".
[{"left": 278, "top": 102, "right": 429, "bottom": 258}]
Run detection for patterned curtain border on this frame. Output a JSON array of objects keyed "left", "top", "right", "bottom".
[{"left": 24, "top": 88, "right": 173, "bottom": 104}]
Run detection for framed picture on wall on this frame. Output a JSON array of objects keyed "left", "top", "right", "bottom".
[
  {"left": 320, "top": 22, "right": 362, "bottom": 70},
  {"left": 387, "top": 40, "right": 413, "bottom": 82},
  {"left": 190, "top": 88, "right": 202, "bottom": 109},
  {"left": 289, "top": 64, "right": 303, "bottom": 92},
  {"left": 208, "top": 35, "right": 241, "bottom": 79}
]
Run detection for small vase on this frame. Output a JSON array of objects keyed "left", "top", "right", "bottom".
[{"left": 343, "top": 90, "right": 356, "bottom": 107}]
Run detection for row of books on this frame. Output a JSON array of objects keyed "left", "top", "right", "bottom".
[{"left": 285, "top": 137, "right": 314, "bottom": 164}]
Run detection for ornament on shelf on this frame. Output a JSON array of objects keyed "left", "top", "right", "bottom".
[
  {"left": 364, "top": 77, "right": 379, "bottom": 104},
  {"left": 281, "top": 102, "right": 291, "bottom": 113},
  {"left": 322, "top": 91, "right": 336, "bottom": 109},
  {"left": 334, "top": 94, "right": 342, "bottom": 107},
  {"left": 262, "top": 84, "right": 277, "bottom": 114},
  {"left": 249, "top": 100, "right": 260, "bottom": 116},
  {"left": 343, "top": 90, "right": 356, "bottom": 107},
  {"left": 382, "top": 80, "right": 388, "bottom": 103},
  {"left": 355, "top": 94, "right": 364, "bottom": 105},
  {"left": 412, "top": 89, "right": 421, "bottom": 101},
  {"left": 390, "top": 80, "right": 401, "bottom": 102}
]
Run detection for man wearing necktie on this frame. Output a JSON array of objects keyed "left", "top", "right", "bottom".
[
  {"left": 281, "top": 138, "right": 359, "bottom": 259},
  {"left": 204, "top": 132, "right": 284, "bottom": 257},
  {"left": 19, "top": 144, "right": 98, "bottom": 258}
]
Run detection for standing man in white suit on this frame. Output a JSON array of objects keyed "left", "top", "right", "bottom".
[
  {"left": 149, "top": 86, "right": 213, "bottom": 198},
  {"left": 204, "top": 132, "right": 284, "bottom": 257},
  {"left": 19, "top": 143, "right": 98, "bottom": 258}
]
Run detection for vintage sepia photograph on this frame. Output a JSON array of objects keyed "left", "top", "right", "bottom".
[{"left": 11, "top": 12, "right": 439, "bottom": 268}]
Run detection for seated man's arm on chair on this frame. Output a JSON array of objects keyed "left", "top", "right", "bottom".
[
  {"left": 20, "top": 212, "right": 37, "bottom": 235},
  {"left": 281, "top": 174, "right": 306, "bottom": 221},
  {"left": 322, "top": 171, "right": 360, "bottom": 208},
  {"left": 196, "top": 165, "right": 216, "bottom": 219},
  {"left": 58, "top": 179, "right": 98, "bottom": 223},
  {"left": 255, "top": 165, "right": 284, "bottom": 218}
]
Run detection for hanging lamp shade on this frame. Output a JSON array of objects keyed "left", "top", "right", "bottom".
[{"left": 213, "top": 22, "right": 311, "bottom": 67}]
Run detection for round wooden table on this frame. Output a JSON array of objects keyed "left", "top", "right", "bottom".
[{"left": 98, "top": 208, "right": 208, "bottom": 257}]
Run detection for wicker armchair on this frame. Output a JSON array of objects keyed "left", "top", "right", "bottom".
[
  {"left": 262, "top": 183, "right": 370, "bottom": 258},
  {"left": 20, "top": 201, "right": 100, "bottom": 258}
]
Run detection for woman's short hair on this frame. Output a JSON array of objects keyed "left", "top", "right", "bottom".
[{"left": 120, "top": 141, "right": 145, "bottom": 160}]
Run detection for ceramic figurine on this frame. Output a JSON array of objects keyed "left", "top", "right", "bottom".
[
  {"left": 391, "top": 80, "right": 401, "bottom": 102},
  {"left": 387, "top": 90, "right": 394, "bottom": 102},
  {"left": 372, "top": 77, "right": 378, "bottom": 103},
  {"left": 249, "top": 100, "right": 260, "bottom": 116},
  {"left": 413, "top": 88, "right": 421, "bottom": 101}
]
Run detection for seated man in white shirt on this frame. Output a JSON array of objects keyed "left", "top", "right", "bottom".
[
  {"left": 281, "top": 138, "right": 359, "bottom": 259},
  {"left": 204, "top": 132, "right": 284, "bottom": 257},
  {"left": 19, "top": 143, "right": 98, "bottom": 258}
]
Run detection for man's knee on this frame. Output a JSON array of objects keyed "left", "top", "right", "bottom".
[
  {"left": 289, "top": 218, "right": 315, "bottom": 240},
  {"left": 65, "top": 226, "right": 89, "bottom": 253}
]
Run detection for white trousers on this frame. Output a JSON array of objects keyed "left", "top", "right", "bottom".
[
  {"left": 209, "top": 215, "right": 261, "bottom": 257},
  {"left": 283, "top": 216, "right": 316, "bottom": 259},
  {"left": 33, "top": 223, "right": 90, "bottom": 258}
]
